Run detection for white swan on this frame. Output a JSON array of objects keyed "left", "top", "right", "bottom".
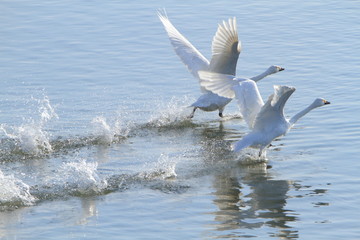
[
  {"left": 199, "top": 66, "right": 284, "bottom": 127},
  {"left": 158, "top": 11, "right": 284, "bottom": 118},
  {"left": 198, "top": 72, "right": 330, "bottom": 157}
]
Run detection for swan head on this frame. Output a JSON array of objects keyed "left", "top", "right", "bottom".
[
  {"left": 267, "top": 65, "right": 285, "bottom": 74},
  {"left": 312, "top": 98, "right": 331, "bottom": 108}
]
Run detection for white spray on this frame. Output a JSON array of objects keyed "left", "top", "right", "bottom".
[{"left": 1, "top": 96, "right": 58, "bottom": 155}]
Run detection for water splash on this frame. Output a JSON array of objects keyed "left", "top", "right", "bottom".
[
  {"left": 0, "top": 169, "right": 36, "bottom": 209},
  {"left": 140, "top": 153, "right": 177, "bottom": 180},
  {"left": 0, "top": 96, "right": 58, "bottom": 156},
  {"left": 37, "top": 96, "right": 58, "bottom": 125},
  {"left": 43, "top": 159, "right": 108, "bottom": 197},
  {"left": 91, "top": 115, "right": 132, "bottom": 145},
  {"left": 237, "top": 149, "right": 268, "bottom": 163},
  {"left": 91, "top": 116, "right": 114, "bottom": 144},
  {"left": 104, "top": 153, "right": 188, "bottom": 194},
  {"left": 147, "top": 96, "right": 195, "bottom": 128}
]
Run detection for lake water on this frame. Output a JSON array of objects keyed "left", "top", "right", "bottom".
[{"left": 1, "top": 0, "right": 359, "bottom": 239}]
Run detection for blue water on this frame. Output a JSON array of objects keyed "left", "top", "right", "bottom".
[{"left": 1, "top": 0, "right": 360, "bottom": 239}]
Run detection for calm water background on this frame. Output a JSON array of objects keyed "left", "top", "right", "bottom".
[{"left": 1, "top": 0, "right": 360, "bottom": 239}]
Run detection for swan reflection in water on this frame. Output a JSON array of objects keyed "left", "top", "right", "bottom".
[
  {"left": 198, "top": 123, "right": 299, "bottom": 239},
  {"left": 210, "top": 163, "right": 299, "bottom": 239}
]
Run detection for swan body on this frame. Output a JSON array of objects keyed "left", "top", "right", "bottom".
[
  {"left": 190, "top": 92, "right": 231, "bottom": 112},
  {"left": 199, "top": 66, "right": 284, "bottom": 124},
  {"left": 198, "top": 72, "right": 330, "bottom": 157},
  {"left": 158, "top": 11, "right": 283, "bottom": 118}
]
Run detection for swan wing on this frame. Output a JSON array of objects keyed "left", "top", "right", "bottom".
[
  {"left": 232, "top": 132, "right": 256, "bottom": 152},
  {"left": 198, "top": 71, "right": 237, "bottom": 99},
  {"left": 253, "top": 85, "right": 295, "bottom": 131},
  {"left": 158, "top": 11, "right": 210, "bottom": 85},
  {"left": 198, "top": 73, "right": 264, "bottom": 128},
  {"left": 209, "top": 17, "right": 241, "bottom": 75},
  {"left": 271, "top": 85, "right": 296, "bottom": 111},
  {"left": 232, "top": 80, "right": 264, "bottom": 129}
]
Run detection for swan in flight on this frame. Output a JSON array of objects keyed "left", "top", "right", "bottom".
[
  {"left": 158, "top": 11, "right": 284, "bottom": 118},
  {"left": 198, "top": 72, "right": 330, "bottom": 157}
]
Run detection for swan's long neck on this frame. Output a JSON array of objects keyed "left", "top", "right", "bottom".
[
  {"left": 289, "top": 103, "right": 317, "bottom": 126},
  {"left": 250, "top": 69, "right": 272, "bottom": 82}
]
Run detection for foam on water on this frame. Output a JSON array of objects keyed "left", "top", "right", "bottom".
[
  {"left": 237, "top": 149, "right": 269, "bottom": 163},
  {"left": 0, "top": 169, "right": 36, "bottom": 209},
  {"left": 0, "top": 96, "right": 200, "bottom": 160},
  {"left": 147, "top": 96, "right": 195, "bottom": 128},
  {"left": 91, "top": 115, "right": 133, "bottom": 145},
  {"left": 91, "top": 116, "right": 115, "bottom": 145},
  {"left": 0, "top": 96, "right": 58, "bottom": 156},
  {"left": 42, "top": 159, "right": 108, "bottom": 197},
  {"left": 3, "top": 123, "right": 52, "bottom": 155},
  {"left": 1, "top": 159, "right": 108, "bottom": 208},
  {"left": 104, "top": 153, "right": 189, "bottom": 194},
  {"left": 140, "top": 153, "right": 178, "bottom": 180}
]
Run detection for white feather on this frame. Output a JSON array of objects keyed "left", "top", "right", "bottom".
[
  {"left": 198, "top": 71, "right": 237, "bottom": 99},
  {"left": 233, "top": 80, "right": 264, "bottom": 129},
  {"left": 198, "top": 70, "right": 330, "bottom": 156},
  {"left": 209, "top": 17, "right": 241, "bottom": 75},
  {"left": 157, "top": 10, "right": 209, "bottom": 83},
  {"left": 158, "top": 11, "right": 240, "bottom": 116},
  {"left": 158, "top": 11, "right": 284, "bottom": 118}
]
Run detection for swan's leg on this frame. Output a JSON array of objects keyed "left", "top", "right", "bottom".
[
  {"left": 188, "top": 107, "right": 197, "bottom": 118},
  {"left": 218, "top": 107, "right": 224, "bottom": 118},
  {"left": 258, "top": 148, "right": 267, "bottom": 160},
  {"left": 258, "top": 147, "right": 265, "bottom": 157}
]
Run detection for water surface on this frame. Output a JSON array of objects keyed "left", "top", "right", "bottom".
[{"left": 1, "top": 0, "right": 360, "bottom": 239}]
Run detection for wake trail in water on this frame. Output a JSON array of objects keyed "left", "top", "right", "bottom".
[
  {"left": 0, "top": 95, "right": 245, "bottom": 210},
  {"left": 0, "top": 95, "right": 206, "bottom": 161},
  {"left": 0, "top": 153, "right": 187, "bottom": 211}
]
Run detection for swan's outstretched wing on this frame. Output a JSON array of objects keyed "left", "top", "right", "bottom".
[
  {"left": 199, "top": 71, "right": 263, "bottom": 128},
  {"left": 158, "top": 11, "right": 209, "bottom": 82},
  {"left": 209, "top": 17, "right": 241, "bottom": 75},
  {"left": 233, "top": 80, "right": 264, "bottom": 129},
  {"left": 198, "top": 71, "right": 238, "bottom": 98},
  {"left": 271, "top": 85, "right": 296, "bottom": 111},
  {"left": 232, "top": 132, "right": 255, "bottom": 152},
  {"left": 253, "top": 85, "right": 295, "bottom": 131}
]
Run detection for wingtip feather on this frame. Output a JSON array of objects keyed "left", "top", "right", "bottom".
[{"left": 212, "top": 17, "right": 240, "bottom": 56}]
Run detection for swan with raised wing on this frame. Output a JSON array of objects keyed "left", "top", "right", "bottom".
[
  {"left": 198, "top": 71, "right": 330, "bottom": 157},
  {"left": 158, "top": 11, "right": 284, "bottom": 118}
]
